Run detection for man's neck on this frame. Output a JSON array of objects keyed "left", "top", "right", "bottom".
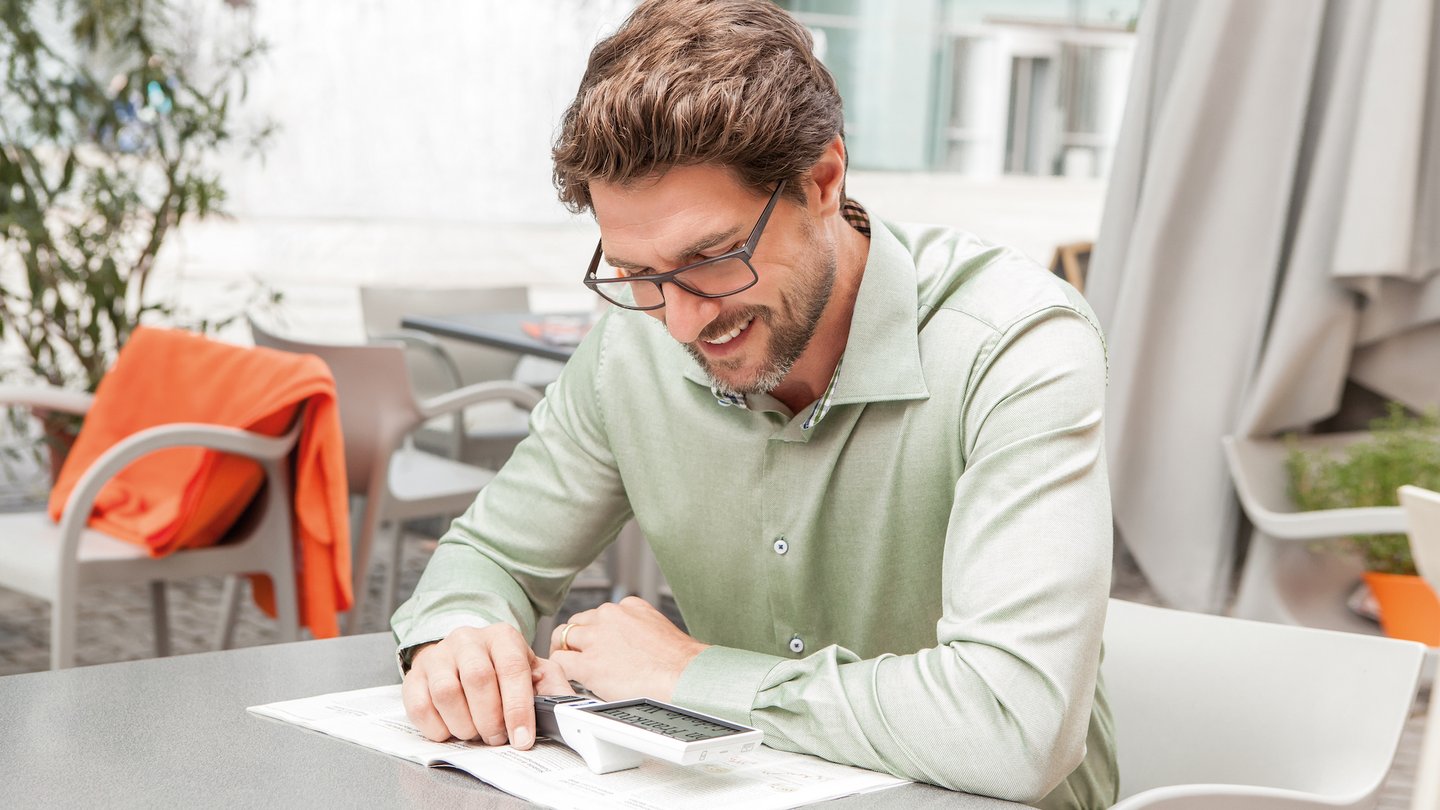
[{"left": 768, "top": 214, "right": 870, "bottom": 413}]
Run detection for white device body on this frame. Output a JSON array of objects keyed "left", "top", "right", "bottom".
[{"left": 550, "top": 697, "right": 763, "bottom": 774}]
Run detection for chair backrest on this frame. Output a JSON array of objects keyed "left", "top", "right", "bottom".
[
  {"left": 1397, "top": 489, "right": 1440, "bottom": 810},
  {"left": 359, "top": 285, "right": 530, "bottom": 396},
  {"left": 1102, "top": 599, "right": 1425, "bottom": 803},
  {"left": 248, "top": 316, "right": 421, "bottom": 496},
  {"left": 1399, "top": 485, "right": 1440, "bottom": 595}
]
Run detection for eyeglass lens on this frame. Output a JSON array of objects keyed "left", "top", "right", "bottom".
[{"left": 593, "top": 257, "right": 755, "bottom": 308}]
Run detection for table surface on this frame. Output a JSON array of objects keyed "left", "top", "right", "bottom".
[
  {"left": 401, "top": 312, "right": 580, "bottom": 363},
  {"left": 0, "top": 633, "right": 1033, "bottom": 808}
]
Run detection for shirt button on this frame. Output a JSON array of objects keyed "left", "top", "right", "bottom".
[
  {"left": 773, "top": 537, "right": 788, "bottom": 555},
  {"left": 788, "top": 636, "right": 805, "bottom": 654}
]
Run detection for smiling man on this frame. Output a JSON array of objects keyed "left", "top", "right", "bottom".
[{"left": 390, "top": 1, "right": 1116, "bottom": 807}]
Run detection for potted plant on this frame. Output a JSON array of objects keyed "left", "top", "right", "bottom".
[
  {"left": 1286, "top": 404, "right": 1440, "bottom": 644},
  {"left": 0, "top": 0, "right": 274, "bottom": 478}
]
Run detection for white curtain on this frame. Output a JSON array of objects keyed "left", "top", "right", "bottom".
[{"left": 1087, "top": 0, "right": 1440, "bottom": 611}]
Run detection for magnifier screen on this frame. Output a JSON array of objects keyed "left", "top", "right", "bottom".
[{"left": 588, "top": 700, "right": 748, "bottom": 742}]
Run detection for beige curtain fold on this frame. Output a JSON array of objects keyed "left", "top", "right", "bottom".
[{"left": 1087, "top": 0, "right": 1439, "bottom": 611}]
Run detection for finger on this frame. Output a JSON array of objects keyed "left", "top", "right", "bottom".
[
  {"left": 454, "top": 649, "right": 506, "bottom": 745},
  {"left": 401, "top": 669, "right": 451, "bottom": 741},
  {"left": 426, "top": 664, "right": 481, "bottom": 741},
  {"left": 547, "top": 649, "right": 587, "bottom": 690},
  {"left": 533, "top": 657, "right": 576, "bottom": 696},
  {"left": 492, "top": 644, "right": 539, "bottom": 749},
  {"left": 553, "top": 621, "right": 584, "bottom": 653}
]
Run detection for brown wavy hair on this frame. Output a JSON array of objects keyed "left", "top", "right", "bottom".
[{"left": 552, "top": 0, "right": 844, "bottom": 214}]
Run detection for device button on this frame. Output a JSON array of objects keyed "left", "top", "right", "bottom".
[
  {"left": 788, "top": 635, "right": 805, "bottom": 654},
  {"left": 773, "top": 537, "right": 788, "bottom": 555}
]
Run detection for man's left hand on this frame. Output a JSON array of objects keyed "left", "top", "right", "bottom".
[{"left": 548, "top": 596, "right": 709, "bottom": 701}]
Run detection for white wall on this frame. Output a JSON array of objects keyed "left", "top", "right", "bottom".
[{"left": 218, "top": 0, "right": 636, "bottom": 224}]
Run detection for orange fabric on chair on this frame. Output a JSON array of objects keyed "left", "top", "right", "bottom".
[{"left": 47, "top": 326, "right": 353, "bottom": 638}]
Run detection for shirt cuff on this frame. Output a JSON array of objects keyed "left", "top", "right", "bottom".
[{"left": 670, "top": 645, "right": 784, "bottom": 725}]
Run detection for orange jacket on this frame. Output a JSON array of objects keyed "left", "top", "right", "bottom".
[{"left": 49, "top": 326, "right": 353, "bottom": 638}]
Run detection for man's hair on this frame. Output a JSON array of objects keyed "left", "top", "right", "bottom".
[{"left": 552, "top": 0, "right": 844, "bottom": 214}]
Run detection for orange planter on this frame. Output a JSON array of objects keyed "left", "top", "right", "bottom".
[{"left": 1364, "top": 571, "right": 1440, "bottom": 646}]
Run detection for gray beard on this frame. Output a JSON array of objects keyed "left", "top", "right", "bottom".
[{"left": 688, "top": 249, "right": 836, "bottom": 397}]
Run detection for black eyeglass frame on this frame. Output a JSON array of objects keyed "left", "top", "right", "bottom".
[{"left": 583, "top": 179, "right": 787, "bottom": 311}]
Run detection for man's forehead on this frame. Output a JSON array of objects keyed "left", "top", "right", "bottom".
[
  {"left": 590, "top": 167, "right": 763, "bottom": 263},
  {"left": 590, "top": 166, "right": 753, "bottom": 226}
]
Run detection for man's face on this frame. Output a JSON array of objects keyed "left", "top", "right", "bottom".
[{"left": 590, "top": 165, "right": 836, "bottom": 397}]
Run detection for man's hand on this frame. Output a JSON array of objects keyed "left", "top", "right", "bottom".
[
  {"left": 401, "top": 623, "right": 574, "bottom": 748},
  {"left": 547, "top": 596, "right": 709, "bottom": 702}
]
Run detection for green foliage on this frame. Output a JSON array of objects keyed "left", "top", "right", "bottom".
[
  {"left": 1286, "top": 404, "right": 1440, "bottom": 575},
  {"left": 0, "top": 0, "right": 273, "bottom": 396}
]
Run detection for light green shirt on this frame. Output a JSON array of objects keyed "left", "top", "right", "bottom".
[{"left": 392, "top": 217, "right": 1117, "bottom": 808}]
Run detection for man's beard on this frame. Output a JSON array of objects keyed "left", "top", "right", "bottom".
[{"left": 685, "top": 244, "right": 837, "bottom": 398}]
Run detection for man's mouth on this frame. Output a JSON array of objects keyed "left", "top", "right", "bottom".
[{"left": 702, "top": 314, "right": 756, "bottom": 346}]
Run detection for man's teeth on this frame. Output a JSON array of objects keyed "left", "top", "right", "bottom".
[{"left": 704, "top": 315, "right": 754, "bottom": 345}]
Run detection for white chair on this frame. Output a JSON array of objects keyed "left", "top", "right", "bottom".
[
  {"left": 247, "top": 316, "right": 542, "bottom": 634},
  {"left": 359, "top": 285, "right": 556, "bottom": 469},
  {"left": 1104, "top": 598, "right": 1425, "bottom": 809},
  {"left": 0, "top": 386, "right": 303, "bottom": 669},
  {"left": 359, "top": 287, "right": 663, "bottom": 622},
  {"left": 1396, "top": 485, "right": 1440, "bottom": 810},
  {"left": 1224, "top": 433, "right": 1407, "bottom": 634}
]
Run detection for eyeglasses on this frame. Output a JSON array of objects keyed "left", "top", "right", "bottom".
[{"left": 583, "top": 179, "right": 786, "bottom": 311}]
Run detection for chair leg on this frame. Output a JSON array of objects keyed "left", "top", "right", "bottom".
[
  {"left": 149, "top": 580, "right": 171, "bottom": 658},
  {"left": 343, "top": 496, "right": 383, "bottom": 636},
  {"left": 216, "top": 575, "right": 245, "bottom": 650},
  {"left": 50, "top": 591, "right": 78, "bottom": 670},
  {"left": 533, "top": 615, "right": 556, "bottom": 657},
  {"left": 380, "top": 520, "right": 406, "bottom": 626},
  {"left": 271, "top": 565, "right": 300, "bottom": 644}
]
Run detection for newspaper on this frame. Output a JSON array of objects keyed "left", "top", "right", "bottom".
[{"left": 249, "top": 685, "right": 907, "bottom": 810}]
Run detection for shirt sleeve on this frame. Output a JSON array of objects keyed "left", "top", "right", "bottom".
[
  {"left": 390, "top": 316, "right": 634, "bottom": 648},
  {"left": 671, "top": 309, "right": 1112, "bottom": 804}
]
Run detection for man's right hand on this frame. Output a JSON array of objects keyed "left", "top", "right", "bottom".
[{"left": 401, "top": 624, "right": 575, "bottom": 749}]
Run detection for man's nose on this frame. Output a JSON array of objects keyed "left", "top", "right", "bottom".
[{"left": 659, "top": 282, "right": 721, "bottom": 344}]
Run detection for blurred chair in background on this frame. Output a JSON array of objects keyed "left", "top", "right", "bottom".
[
  {"left": 248, "top": 316, "right": 542, "bottom": 634},
  {"left": 359, "top": 285, "right": 556, "bottom": 470},
  {"left": 1223, "top": 433, "right": 1407, "bottom": 634},
  {"left": 1104, "top": 598, "right": 1424, "bottom": 809},
  {"left": 1397, "top": 485, "right": 1440, "bottom": 810},
  {"left": 0, "top": 327, "right": 351, "bottom": 668}
]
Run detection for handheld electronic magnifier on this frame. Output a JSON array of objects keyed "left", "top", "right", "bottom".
[{"left": 533, "top": 694, "right": 763, "bottom": 774}]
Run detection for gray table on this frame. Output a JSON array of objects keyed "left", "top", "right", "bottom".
[
  {"left": 401, "top": 312, "right": 581, "bottom": 363},
  {"left": 0, "top": 634, "right": 1032, "bottom": 808}
]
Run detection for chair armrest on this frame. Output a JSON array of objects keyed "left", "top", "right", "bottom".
[
  {"left": 1222, "top": 434, "right": 1408, "bottom": 539},
  {"left": 0, "top": 384, "right": 94, "bottom": 416},
  {"left": 418, "top": 380, "right": 542, "bottom": 420},
  {"left": 56, "top": 420, "right": 303, "bottom": 552},
  {"left": 1112, "top": 782, "right": 1349, "bottom": 810},
  {"left": 371, "top": 329, "right": 465, "bottom": 391}
]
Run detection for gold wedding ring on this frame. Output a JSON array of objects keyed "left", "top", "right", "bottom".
[{"left": 558, "top": 622, "right": 575, "bottom": 652}]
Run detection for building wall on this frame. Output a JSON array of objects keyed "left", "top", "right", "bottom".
[{"left": 216, "top": 0, "right": 637, "bottom": 224}]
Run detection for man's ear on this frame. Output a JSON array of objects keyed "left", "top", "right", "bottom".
[{"left": 804, "top": 135, "right": 848, "bottom": 218}]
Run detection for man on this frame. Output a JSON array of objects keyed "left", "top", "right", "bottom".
[{"left": 391, "top": 1, "right": 1116, "bottom": 806}]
